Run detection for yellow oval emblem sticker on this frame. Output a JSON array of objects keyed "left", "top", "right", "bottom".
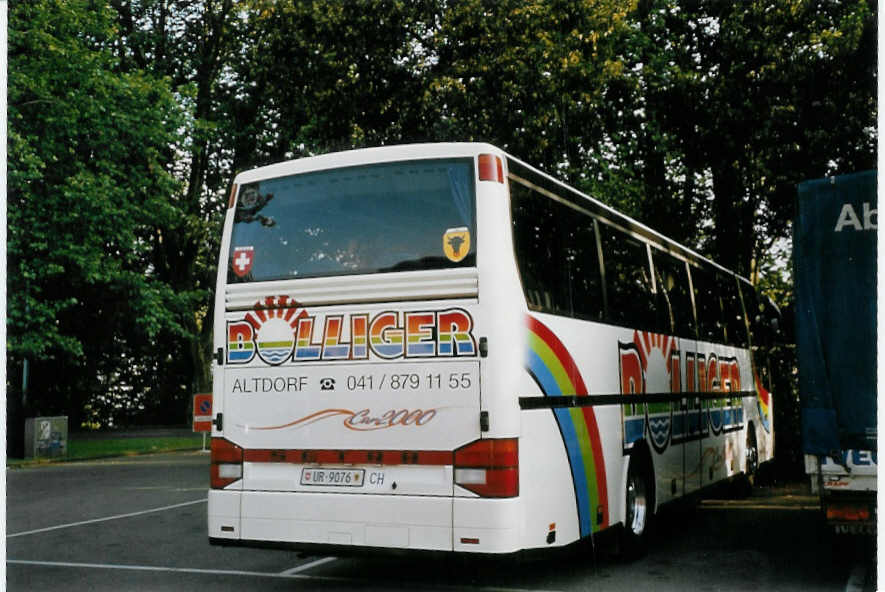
[{"left": 443, "top": 227, "right": 471, "bottom": 262}]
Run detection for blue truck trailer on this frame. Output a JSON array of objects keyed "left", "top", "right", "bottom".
[{"left": 795, "top": 170, "right": 876, "bottom": 534}]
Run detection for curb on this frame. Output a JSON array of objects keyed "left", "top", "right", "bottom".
[{"left": 7, "top": 445, "right": 206, "bottom": 469}]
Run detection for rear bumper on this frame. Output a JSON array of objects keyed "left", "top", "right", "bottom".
[
  {"left": 823, "top": 491, "right": 877, "bottom": 535},
  {"left": 208, "top": 489, "right": 521, "bottom": 553}
]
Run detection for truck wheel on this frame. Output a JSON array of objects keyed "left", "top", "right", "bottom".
[{"left": 620, "top": 453, "right": 653, "bottom": 558}]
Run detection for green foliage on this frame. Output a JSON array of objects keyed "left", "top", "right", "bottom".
[
  {"left": 8, "top": 435, "right": 205, "bottom": 464},
  {"left": 581, "top": 0, "right": 877, "bottom": 279},
  {"left": 213, "top": 0, "right": 876, "bottom": 290},
  {"left": 218, "top": 0, "right": 435, "bottom": 166},
  {"left": 618, "top": 0, "right": 875, "bottom": 276},
  {"left": 701, "top": 0, "right": 875, "bottom": 276},
  {"left": 8, "top": 0, "right": 191, "bottom": 426},
  {"left": 66, "top": 435, "right": 204, "bottom": 460},
  {"left": 755, "top": 239, "right": 794, "bottom": 311},
  {"left": 425, "top": 0, "right": 634, "bottom": 179}
]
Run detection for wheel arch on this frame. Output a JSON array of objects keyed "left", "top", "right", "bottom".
[
  {"left": 617, "top": 438, "right": 656, "bottom": 559},
  {"left": 625, "top": 439, "right": 657, "bottom": 514}
]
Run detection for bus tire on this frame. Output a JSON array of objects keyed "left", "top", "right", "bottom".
[
  {"left": 620, "top": 447, "right": 654, "bottom": 559},
  {"left": 730, "top": 422, "right": 758, "bottom": 499},
  {"left": 745, "top": 423, "right": 758, "bottom": 485}
]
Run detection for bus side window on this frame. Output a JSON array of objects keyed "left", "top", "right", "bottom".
[
  {"left": 600, "top": 225, "right": 659, "bottom": 333},
  {"left": 510, "top": 182, "right": 571, "bottom": 316},
  {"left": 717, "top": 273, "right": 749, "bottom": 348},
  {"left": 690, "top": 265, "right": 726, "bottom": 343},
  {"left": 739, "top": 283, "right": 757, "bottom": 344},
  {"left": 566, "top": 214, "right": 604, "bottom": 322},
  {"left": 652, "top": 251, "right": 696, "bottom": 338},
  {"left": 740, "top": 281, "right": 776, "bottom": 386},
  {"left": 742, "top": 283, "right": 780, "bottom": 349}
]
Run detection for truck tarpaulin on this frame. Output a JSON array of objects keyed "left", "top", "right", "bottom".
[{"left": 795, "top": 170, "right": 876, "bottom": 455}]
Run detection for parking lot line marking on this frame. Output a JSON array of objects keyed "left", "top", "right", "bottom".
[
  {"left": 7, "top": 559, "right": 563, "bottom": 592},
  {"left": 279, "top": 556, "right": 337, "bottom": 575},
  {"left": 7, "top": 498, "right": 208, "bottom": 538},
  {"left": 7, "top": 559, "right": 302, "bottom": 579},
  {"left": 121, "top": 487, "right": 207, "bottom": 492}
]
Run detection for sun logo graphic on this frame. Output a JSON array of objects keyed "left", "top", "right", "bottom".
[
  {"left": 619, "top": 331, "right": 679, "bottom": 453},
  {"left": 227, "top": 296, "right": 306, "bottom": 366}
]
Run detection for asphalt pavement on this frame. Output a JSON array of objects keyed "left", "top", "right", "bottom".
[{"left": 5, "top": 451, "right": 877, "bottom": 591}]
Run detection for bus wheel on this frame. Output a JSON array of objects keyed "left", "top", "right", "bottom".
[
  {"left": 745, "top": 425, "right": 758, "bottom": 485},
  {"left": 620, "top": 453, "right": 652, "bottom": 558}
]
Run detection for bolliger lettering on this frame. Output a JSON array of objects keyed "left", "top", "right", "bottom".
[{"left": 227, "top": 305, "right": 477, "bottom": 365}]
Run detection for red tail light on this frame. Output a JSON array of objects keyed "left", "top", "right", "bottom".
[
  {"left": 454, "top": 438, "right": 518, "bottom": 497},
  {"left": 211, "top": 438, "right": 243, "bottom": 489},
  {"left": 827, "top": 502, "right": 872, "bottom": 522},
  {"left": 478, "top": 154, "right": 504, "bottom": 183}
]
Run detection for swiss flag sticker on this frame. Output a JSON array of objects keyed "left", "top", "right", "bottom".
[{"left": 231, "top": 246, "right": 254, "bottom": 277}]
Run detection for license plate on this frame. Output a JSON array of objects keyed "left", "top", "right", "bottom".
[{"left": 301, "top": 468, "right": 365, "bottom": 487}]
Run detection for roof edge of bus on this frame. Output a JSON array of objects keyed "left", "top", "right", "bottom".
[
  {"left": 232, "top": 142, "right": 504, "bottom": 185},
  {"left": 231, "top": 142, "right": 750, "bottom": 284},
  {"left": 502, "top": 152, "right": 753, "bottom": 284}
]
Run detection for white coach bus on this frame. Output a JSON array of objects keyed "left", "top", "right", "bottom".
[{"left": 208, "top": 143, "right": 775, "bottom": 555}]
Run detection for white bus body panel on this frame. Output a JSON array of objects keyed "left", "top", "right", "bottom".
[
  {"left": 210, "top": 489, "right": 524, "bottom": 552},
  {"left": 518, "top": 404, "right": 583, "bottom": 547},
  {"left": 240, "top": 491, "right": 453, "bottom": 550},
  {"left": 222, "top": 355, "right": 480, "bottom": 460},
  {"left": 210, "top": 144, "right": 530, "bottom": 552}
]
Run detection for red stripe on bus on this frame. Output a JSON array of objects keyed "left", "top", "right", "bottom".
[{"left": 243, "top": 449, "right": 454, "bottom": 466}]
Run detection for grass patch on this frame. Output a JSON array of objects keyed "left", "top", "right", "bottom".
[
  {"left": 9, "top": 435, "right": 206, "bottom": 465},
  {"left": 68, "top": 436, "right": 205, "bottom": 459}
]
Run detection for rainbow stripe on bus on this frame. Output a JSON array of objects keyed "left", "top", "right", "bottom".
[{"left": 525, "top": 315, "right": 609, "bottom": 537}]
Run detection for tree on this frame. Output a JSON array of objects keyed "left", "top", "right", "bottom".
[
  {"left": 698, "top": 1, "right": 875, "bottom": 277},
  {"left": 610, "top": 0, "right": 876, "bottom": 277},
  {"left": 8, "top": 0, "right": 190, "bottom": 437},
  {"left": 424, "top": 0, "right": 634, "bottom": 183},
  {"left": 109, "top": 0, "right": 242, "bottom": 397},
  {"left": 216, "top": 0, "right": 436, "bottom": 168}
]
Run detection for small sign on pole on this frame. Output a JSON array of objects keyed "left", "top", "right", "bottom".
[
  {"left": 193, "top": 393, "right": 212, "bottom": 452},
  {"left": 193, "top": 393, "right": 213, "bottom": 432}
]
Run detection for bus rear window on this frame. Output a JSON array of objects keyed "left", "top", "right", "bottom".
[{"left": 228, "top": 158, "right": 476, "bottom": 282}]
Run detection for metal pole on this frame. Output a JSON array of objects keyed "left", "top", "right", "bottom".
[{"left": 22, "top": 357, "right": 29, "bottom": 408}]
